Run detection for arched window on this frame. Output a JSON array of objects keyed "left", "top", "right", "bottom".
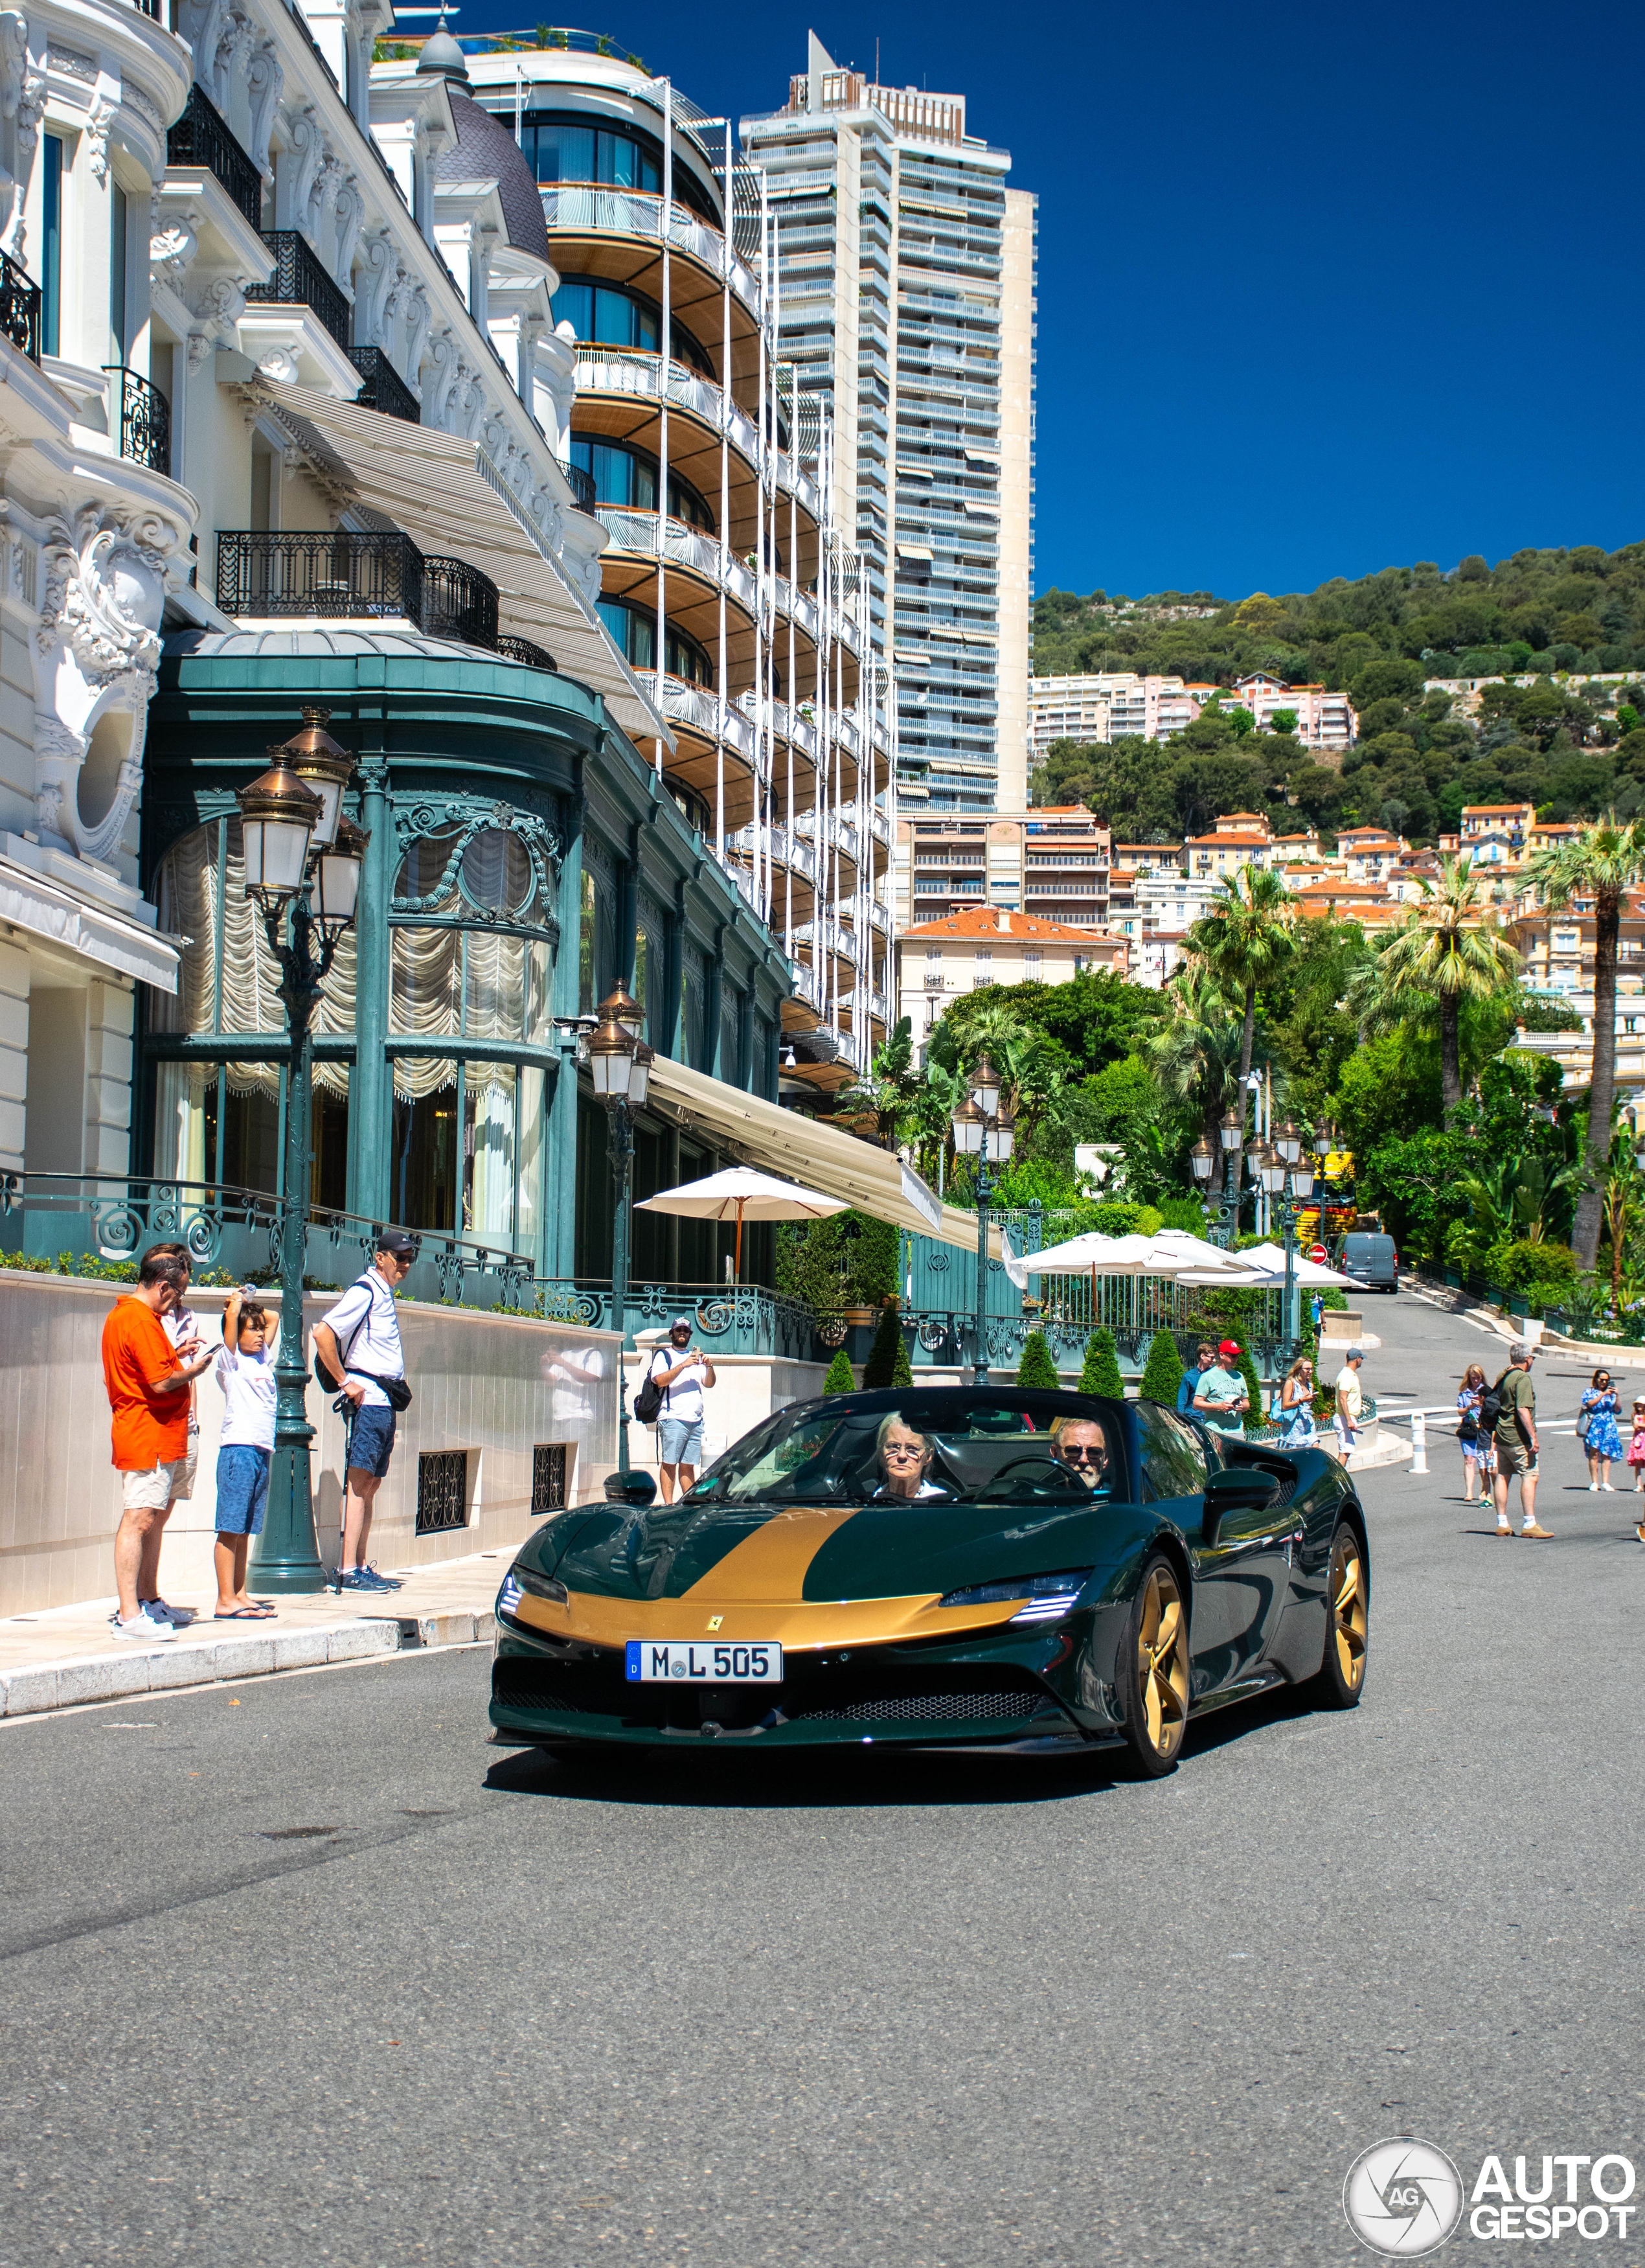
[
  {"left": 550, "top": 275, "right": 714, "bottom": 378},
  {"left": 596, "top": 598, "right": 714, "bottom": 689},
  {"left": 570, "top": 435, "right": 714, "bottom": 533}
]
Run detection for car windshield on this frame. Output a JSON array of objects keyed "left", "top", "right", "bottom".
[{"left": 681, "top": 1397, "right": 1121, "bottom": 1507}]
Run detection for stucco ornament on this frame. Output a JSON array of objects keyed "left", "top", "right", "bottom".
[
  {"left": 0, "top": 14, "right": 42, "bottom": 261},
  {"left": 32, "top": 509, "right": 170, "bottom": 858}
]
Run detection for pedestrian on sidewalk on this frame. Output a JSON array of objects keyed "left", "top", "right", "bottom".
[
  {"left": 101, "top": 1251, "right": 217, "bottom": 1642},
  {"left": 1580, "top": 1369, "right": 1620, "bottom": 1492},
  {"left": 1192, "top": 1340, "right": 1250, "bottom": 1439},
  {"left": 130, "top": 1241, "right": 209, "bottom": 1630},
  {"left": 1457, "top": 1364, "right": 1496, "bottom": 1504},
  {"left": 1333, "top": 1347, "right": 1366, "bottom": 1459},
  {"left": 212, "top": 1289, "right": 278, "bottom": 1620},
  {"left": 1492, "top": 1341, "right": 1550, "bottom": 1538},
  {"left": 1278, "top": 1354, "right": 1316, "bottom": 1447},
  {"left": 1176, "top": 1341, "right": 1218, "bottom": 1418},
  {"left": 1626, "top": 1398, "right": 1645, "bottom": 1518},
  {"left": 313, "top": 1230, "right": 418, "bottom": 1593},
  {"left": 647, "top": 1317, "right": 716, "bottom": 1502}
]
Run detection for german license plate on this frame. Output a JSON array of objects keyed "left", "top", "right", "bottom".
[{"left": 625, "top": 1640, "right": 783, "bottom": 1683}]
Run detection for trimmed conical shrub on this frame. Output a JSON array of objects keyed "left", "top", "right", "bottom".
[
  {"left": 1017, "top": 1331, "right": 1060, "bottom": 1390},
  {"left": 862, "top": 1303, "right": 913, "bottom": 1389},
  {"left": 1139, "top": 1329, "right": 1184, "bottom": 1408},
  {"left": 822, "top": 1346, "right": 857, "bottom": 1393},
  {"left": 1080, "top": 1326, "right": 1125, "bottom": 1399}
]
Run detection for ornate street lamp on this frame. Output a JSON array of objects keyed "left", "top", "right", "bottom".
[
  {"left": 952, "top": 1059, "right": 1015, "bottom": 1385},
  {"left": 236, "top": 713, "right": 367, "bottom": 1592},
  {"left": 1188, "top": 1136, "right": 1216, "bottom": 1185},
  {"left": 588, "top": 985, "right": 654, "bottom": 1474}
]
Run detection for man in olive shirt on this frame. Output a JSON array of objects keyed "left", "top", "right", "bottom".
[{"left": 1493, "top": 1340, "right": 1551, "bottom": 1538}]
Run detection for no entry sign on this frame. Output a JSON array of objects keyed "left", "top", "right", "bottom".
[{"left": 1308, "top": 1243, "right": 1328, "bottom": 1265}]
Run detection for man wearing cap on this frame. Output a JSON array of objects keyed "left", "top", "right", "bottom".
[
  {"left": 647, "top": 1318, "right": 716, "bottom": 1502},
  {"left": 1193, "top": 1340, "right": 1251, "bottom": 1438},
  {"left": 1334, "top": 1346, "right": 1366, "bottom": 1459},
  {"left": 313, "top": 1230, "right": 418, "bottom": 1592}
]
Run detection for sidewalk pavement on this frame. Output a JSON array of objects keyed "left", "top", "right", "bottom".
[{"left": 0, "top": 1551, "right": 508, "bottom": 1721}]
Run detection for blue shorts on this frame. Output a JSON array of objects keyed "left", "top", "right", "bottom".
[
  {"left": 216, "top": 1445, "right": 271, "bottom": 1536},
  {"left": 346, "top": 1403, "right": 397, "bottom": 1479},
  {"left": 657, "top": 1417, "right": 705, "bottom": 1466}
]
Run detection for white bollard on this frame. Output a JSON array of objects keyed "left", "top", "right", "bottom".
[{"left": 1411, "top": 1409, "right": 1428, "bottom": 1474}]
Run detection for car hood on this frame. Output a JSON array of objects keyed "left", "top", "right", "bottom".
[{"left": 506, "top": 1495, "right": 1143, "bottom": 1654}]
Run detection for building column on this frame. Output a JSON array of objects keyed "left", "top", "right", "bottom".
[
  {"left": 352, "top": 755, "right": 392, "bottom": 1222},
  {"left": 82, "top": 980, "right": 133, "bottom": 1175},
  {"left": 0, "top": 943, "right": 28, "bottom": 1173},
  {"left": 549, "top": 789, "right": 585, "bottom": 1283}
]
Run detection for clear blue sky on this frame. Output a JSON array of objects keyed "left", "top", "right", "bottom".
[{"left": 453, "top": 0, "right": 1645, "bottom": 602}]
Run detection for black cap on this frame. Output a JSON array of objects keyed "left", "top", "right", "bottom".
[{"left": 376, "top": 1228, "right": 420, "bottom": 1260}]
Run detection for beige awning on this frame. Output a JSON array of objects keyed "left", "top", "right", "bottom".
[
  {"left": 644, "top": 1056, "right": 1005, "bottom": 1260},
  {"left": 255, "top": 381, "right": 668, "bottom": 749}
]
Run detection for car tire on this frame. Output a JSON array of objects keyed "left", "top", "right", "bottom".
[
  {"left": 1311, "top": 1518, "right": 1368, "bottom": 1708},
  {"left": 1120, "top": 1552, "right": 1190, "bottom": 1777}
]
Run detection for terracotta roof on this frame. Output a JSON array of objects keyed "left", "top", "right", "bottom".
[
  {"left": 901, "top": 908, "right": 1123, "bottom": 942},
  {"left": 1187, "top": 832, "right": 1269, "bottom": 847},
  {"left": 1462, "top": 803, "right": 1534, "bottom": 816}
]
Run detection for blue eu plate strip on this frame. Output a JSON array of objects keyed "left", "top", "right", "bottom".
[{"left": 624, "top": 1640, "right": 642, "bottom": 1682}]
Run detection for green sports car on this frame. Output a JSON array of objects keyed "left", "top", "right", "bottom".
[{"left": 489, "top": 1386, "right": 1370, "bottom": 1776}]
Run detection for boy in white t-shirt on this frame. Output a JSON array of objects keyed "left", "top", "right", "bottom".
[{"left": 212, "top": 1288, "right": 279, "bottom": 1620}]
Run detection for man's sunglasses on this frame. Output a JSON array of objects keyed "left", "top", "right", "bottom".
[{"left": 1059, "top": 1443, "right": 1104, "bottom": 1465}]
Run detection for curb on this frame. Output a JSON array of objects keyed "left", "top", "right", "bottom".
[{"left": 0, "top": 1609, "right": 497, "bottom": 1720}]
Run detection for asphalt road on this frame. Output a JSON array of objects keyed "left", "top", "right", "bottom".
[{"left": 3, "top": 1296, "right": 1642, "bottom": 2268}]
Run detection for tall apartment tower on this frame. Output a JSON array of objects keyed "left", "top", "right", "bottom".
[{"left": 742, "top": 36, "right": 1036, "bottom": 816}]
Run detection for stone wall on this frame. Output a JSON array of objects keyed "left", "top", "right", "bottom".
[{"left": 0, "top": 1271, "right": 619, "bottom": 1614}]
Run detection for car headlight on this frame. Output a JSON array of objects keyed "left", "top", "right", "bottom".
[
  {"left": 497, "top": 1566, "right": 569, "bottom": 1623},
  {"left": 938, "top": 1570, "right": 1093, "bottom": 1624}
]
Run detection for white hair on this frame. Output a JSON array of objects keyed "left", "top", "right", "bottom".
[{"left": 1509, "top": 1340, "right": 1532, "bottom": 1364}]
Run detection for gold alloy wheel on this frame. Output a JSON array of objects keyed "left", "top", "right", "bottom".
[
  {"left": 1137, "top": 1564, "right": 1189, "bottom": 1761},
  {"left": 1329, "top": 1527, "right": 1368, "bottom": 1693}
]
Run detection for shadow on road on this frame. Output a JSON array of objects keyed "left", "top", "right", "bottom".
[{"left": 480, "top": 1675, "right": 1337, "bottom": 1809}]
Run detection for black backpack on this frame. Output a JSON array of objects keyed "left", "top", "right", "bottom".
[
  {"left": 633, "top": 1351, "right": 668, "bottom": 1425},
  {"left": 1479, "top": 1371, "right": 1508, "bottom": 1432}
]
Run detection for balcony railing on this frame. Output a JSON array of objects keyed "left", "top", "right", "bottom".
[
  {"left": 347, "top": 345, "right": 418, "bottom": 423},
  {"left": 0, "top": 249, "right": 41, "bottom": 362},
  {"left": 565, "top": 459, "right": 596, "bottom": 510},
  {"left": 245, "top": 231, "right": 350, "bottom": 353},
  {"left": 572, "top": 342, "right": 763, "bottom": 467},
  {"left": 539, "top": 185, "right": 762, "bottom": 318},
  {"left": 496, "top": 634, "right": 558, "bottom": 670},
  {"left": 422, "top": 554, "right": 498, "bottom": 648},
  {"left": 166, "top": 84, "right": 262, "bottom": 231},
  {"left": 102, "top": 365, "right": 171, "bottom": 475}
]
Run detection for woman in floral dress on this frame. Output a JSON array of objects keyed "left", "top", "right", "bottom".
[{"left": 1581, "top": 1368, "right": 1621, "bottom": 1492}]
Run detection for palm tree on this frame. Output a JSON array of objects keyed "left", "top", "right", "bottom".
[
  {"left": 836, "top": 1016, "right": 919, "bottom": 1149},
  {"left": 1372, "top": 856, "right": 1520, "bottom": 1127},
  {"left": 1149, "top": 959, "right": 1245, "bottom": 1152},
  {"left": 1526, "top": 818, "right": 1645, "bottom": 1267},
  {"left": 1185, "top": 865, "right": 1295, "bottom": 1084}
]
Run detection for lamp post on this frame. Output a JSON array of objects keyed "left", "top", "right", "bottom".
[
  {"left": 1271, "top": 1151, "right": 1319, "bottom": 1358},
  {"left": 1191, "top": 1106, "right": 1250, "bottom": 1247},
  {"left": 587, "top": 985, "right": 653, "bottom": 1475},
  {"left": 951, "top": 1055, "right": 1015, "bottom": 1385},
  {"left": 236, "top": 713, "right": 366, "bottom": 1592}
]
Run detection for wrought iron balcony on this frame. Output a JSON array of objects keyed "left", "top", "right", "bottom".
[
  {"left": 103, "top": 365, "right": 170, "bottom": 475},
  {"left": 565, "top": 460, "right": 596, "bottom": 510},
  {"left": 347, "top": 345, "right": 418, "bottom": 423},
  {"left": 0, "top": 249, "right": 40, "bottom": 362},
  {"left": 245, "top": 231, "right": 350, "bottom": 352},
  {"left": 216, "top": 529, "right": 505, "bottom": 658},
  {"left": 166, "top": 84, "right": 262, "bottom": 231},
  {"left": 423, "top": 555, "right": 498, "bottom": 648},
  {"left": 496, "top": 634, "right": 558, "bottom": 670}
]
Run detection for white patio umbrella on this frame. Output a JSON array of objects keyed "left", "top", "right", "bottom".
[
  {"left": 633, "top": 1165, "right": 849, "bottom": 1280},
  {"left": 1175, "top": 1244, "right": 1367, "bottom": 1289},
  {"left": 1019, "top": 1228, "right": 1253, "bottom": 1278}
]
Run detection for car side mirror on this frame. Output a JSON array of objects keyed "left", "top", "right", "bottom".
[
  {"left": 604, "top": 1469, "right": 657, "bottom": 1506},
  {"left": 1201, "top": 1466, "right": 1280, "bottom": 1546}
]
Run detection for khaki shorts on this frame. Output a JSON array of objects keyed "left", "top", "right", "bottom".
[
  {"left": 121, "top": 1458, "right": 189, "bottom": 1512},
  {"left": 168, "top": 1438, "right": 199, "bottom": 1505},
  {"left": 1497, "top": 1437, "right": 1537, "bottom": 1478}
]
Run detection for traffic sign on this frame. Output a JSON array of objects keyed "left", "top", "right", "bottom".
[{"left": 1308, "top": 1243, "right": 1328, "bottom": 1265}]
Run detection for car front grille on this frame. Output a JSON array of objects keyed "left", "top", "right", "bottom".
[
  {"left": 793, "top": 1685, "right": 1049, "bottom": 1725},
  {"left": 492, "top": 1666, "right": 595, "bottom": 1715}
]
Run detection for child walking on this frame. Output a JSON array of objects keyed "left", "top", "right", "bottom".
[
  {"left": 1628, "top": 1398, "right": 1645, "bottom": 1537},
  {"left": 213, "top": 1289, "right": 278, "bottom": 1620}
]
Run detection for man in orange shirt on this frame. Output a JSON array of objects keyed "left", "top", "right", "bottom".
[{"left": 101, "top": 1250, "right": 216, "bottom": 1643}]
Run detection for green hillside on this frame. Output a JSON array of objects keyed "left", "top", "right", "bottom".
[{"left": 1030, "top": 547, "right": 1645, "bottom": 843}]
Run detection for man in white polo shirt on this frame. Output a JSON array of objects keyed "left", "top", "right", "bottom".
[{"left": 313, "top": 1229, "right": 418, "bottom": 1593}]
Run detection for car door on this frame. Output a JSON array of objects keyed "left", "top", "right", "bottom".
[{"left": 1133, "top": 1403, "right": 1291, "bottom": 1697}]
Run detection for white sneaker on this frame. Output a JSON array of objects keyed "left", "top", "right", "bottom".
[
  {"left": 113, "top": 1610, "right": 175, "bottom": 1642},
  {"left": 1590, "top": 1482, "right": 1600, "bottom": 1492},
  {"left": 1603, "top": 1483, "right": 1617, "bottom": 1492}
]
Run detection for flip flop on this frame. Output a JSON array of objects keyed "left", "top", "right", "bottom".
[{"left": 214, "top": 1607, "right": 276, "bottom": 1620}]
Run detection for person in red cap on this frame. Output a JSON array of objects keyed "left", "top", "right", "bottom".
[{"left": 1192, "top": 1340, "right": 1251, "bottom": 1438}]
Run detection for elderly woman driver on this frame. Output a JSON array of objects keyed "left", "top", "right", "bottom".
[{"left": 872, "top": 1414, "right": 949, "bottom": 1500}]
